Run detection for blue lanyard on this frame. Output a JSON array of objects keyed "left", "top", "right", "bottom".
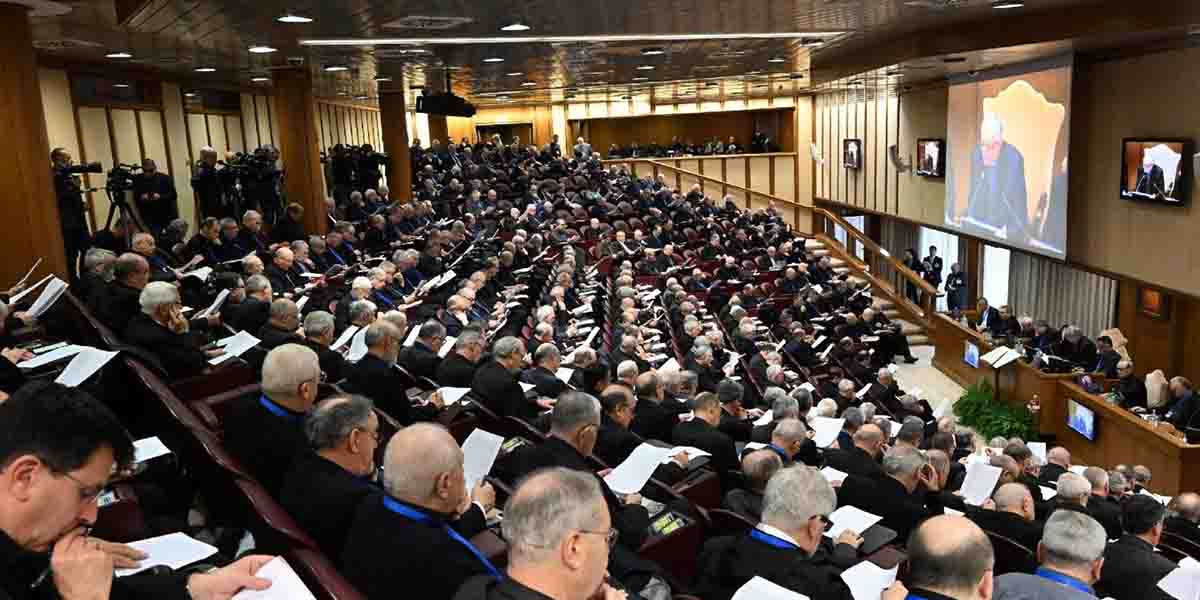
[
  {"left": 381, "top": 496, "right": 502, "bottom": 579},
  {"left": 749, "top": 528, "right": 800, "bottom": 551},
  {"left": 767, "top": 444, "right": 792, "bottom": 463},
  {"left": 907, "top": 595, "right": 928, "bottom": 600},
  {"left": 328, "top": 247, "right": 345, "bottom": 265},
  {"left": 374, "top": 291, "right": 395, "bottom": 308},
  {"left": 1036, "top": 568, "right": 1094, "bottom": 595},
  {"left": 259, "top": 395, "right": 304, "bottom": 424}
]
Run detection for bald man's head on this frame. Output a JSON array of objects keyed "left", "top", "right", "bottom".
[
  {"left": 1170, "top": 492, "right": 1200, "bottom": 523},
  {"left": 993, "top": 482, "right": 1034, "bottom": 521},
  {"left": 907, "top": 516, "right": 995, "bottom": 600},
  {"left": 1047, "top": 446, "right": 1070, "bottom": 467},
  {"left": 853, "top": 423, "right": 885, "bottom": 455},
  {"left": 742, "top": 449, "right": 783, "bottom": 492},
  {"left": 381, "top": 423, "right": 465, "bottom": 513}
]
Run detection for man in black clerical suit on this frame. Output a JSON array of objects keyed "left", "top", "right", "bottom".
[
  {"left": 224, "top": 344, "right": 320, "bottom": 494},
  {"left": 722, "top": 449, "right": 782, "bottom": 521},
  {"left": 823, "top": 423, "right": 886, "bottom": 479},
  {"left": 473, "top": 336, "right": 545, "bottom": 421},
  {"left": 399, "top": 320, "right": 446, "bottom": 382},
  {"left": 257, "top": 299, "right": 302, "bottom": 350},
  {"left": 1115, "top": 361, "right": 1147, "bottom": 411},
  {"left": 520, "top": 343, "right": 568, "bottom": 399},
  {"left": 437, "top": 331, "right": 484, "bottom": 387},
  {"left": 969, "top": 482, "right": 1043, "bottom": 553},
  {"left": 342, "top": 423, "right": 497, "bottom": 600},
  {"left": 965, "top": 112, "right": 1029, "bottom": 241},
  {"left": 264, "top": 247, "right": 301, "bottom": 296},
  {"left": 696, "top": 466, "right": 863, "bottom": 600},
  {"left": 1037, "top": 446, "right": 1070, "bottom": 487},
  {"left": 630, "top": 371, "right": 687, "bottom": 443},
  {"left": 1089, "top": 336, "right": 1122, "bottom": 379},
  {"left": 232, "top": 275, "right": 272, "bottom": 333},
  {"left": 279, "top": 395, "right": 382, "bottom": 562},
  {"left": 499, "top": 392, "right": 651, "bottom": 551},
  {"left": 672, "top": 392, "right": 740, "bottom": 485},
  {"left": 836, "top": 446, "right": 945, "bottom": 542},
  {"left": 594, "top": 386, "right": 688, "bottom": 485},
  {"left": 132, "top": 158, "right": 179, "bottom": 234},
  {"left": 344, "top": 322, "right": 445, "bottom": 425},
  {"left": 1096, "top": 495, "right": 1178, "bottom": 600},
  {"left": 301, "top": 310, "right": 349, "bottom": 385},
  {"left": 1134, "top": 155, "right": 1167, "bottom": 197},
  {"left": 123, "top": 282, "right": 214, "bottom": 379},
  {"left": 1165, "top": 493, "right": 1200, "bottom": 548}
]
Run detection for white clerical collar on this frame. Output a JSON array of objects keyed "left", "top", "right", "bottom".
[{"left": 755, "top": 523, "right": 801, "bottom": 547}]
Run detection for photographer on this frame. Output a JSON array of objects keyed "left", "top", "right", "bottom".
[
  {"left": 132, "top": 158, "right": 178, "bottom": 235},
  {"left": 50, "top": 148, "right": 95, "bottom": 283},
  {"left": 191, "top": 146, "right": 231, "bottom": 220},
  {"left": 240, "top": 146, "right": 283, "bottom": 225},
  {"left": 329, "top": 144, "right": 355, "bottom": 207},
  {"left": 355, "top": 143, "right": 386, "bottom": 193}
]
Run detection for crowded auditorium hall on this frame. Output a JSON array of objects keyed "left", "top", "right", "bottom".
[{"left": 5, "top": 2, "right": 1200, "bottom": 600}]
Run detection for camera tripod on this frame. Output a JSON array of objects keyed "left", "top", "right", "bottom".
[{"left": 102, "top": 186, "right": 149, "bottom": 246}]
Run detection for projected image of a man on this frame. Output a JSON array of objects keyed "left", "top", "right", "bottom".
[
  {"left": 1136, "top": 154, "right": 1166, "bottom": 197},
  {"left": 966, "top": 112, "right": 1029, "bottom": 241}
]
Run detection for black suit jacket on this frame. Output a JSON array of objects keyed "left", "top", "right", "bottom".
[
  {"left": 672, "top": 418, "right": 739, "bottom": 476},
  {"left": 398, "top": 341, "right": 442, "bottom": 382},
  {"left": 344, "top": 355, "right": 439, "bottom": 425},
  {"left": 1135, "top": 164, "right": 1167, "bottom": 196},
  {"left": 303, "top": 339, "right": 348, "bottom": 384},
  {"left": 1086, "top": 495, "right": 1124, "bottom": 540},
  {"left": 1117, "top": 375, "right": 1148, "bottom": 411},
  {"left": 969, "top": 509, "right": 1043, "bottom": 552},
  {"left": 595, "top": 414, "right": 643, "bottom": 467},
  {"left": 279, "top": 452, "right": 379, "bottom": 561},
  {"left": 472, "top": 360, "right": 535, "bottom": 421},
  {"left": 436, "top": 353, "right": 478, "bottom": 387},
  {"left": 520, "top": 366, "right": 567, "bottom": 399},
  {"left": 822, "top": 446, "right": 883, "bottom": 479},
  {"left": 232, "top": 296, "right": 270, "bottom": 333},
  {"left": 1038, "top": 463, "right": 1068, "bottom": 487},
  {"left": 695, "top": 533, "right": 855, "bottom": 600},
  {"left": 1093, "top": 350, "right": 1122, "bottom": 378},
  {"left": 123, "top": 313, "right": 208, "bottom": 379},
  {"left": 341, "top": 495, "right": 489, "bottom": 600},
  {"left": 722, "top": 489, "right": 765, "bottom": 521},
  {"left": 974, "top": 307, "right": 1002, "bottom": 334},
  {"left": 264, "top": 264, "right": 300, "bottom": 295},
  {"left": 95, "top": 282, "right": 142, "bottom": 334},
  {"left": 257, "top": 323, "right": 302, "bottom": 350},
  {"left": 223, "top": 392, "right": 308, "bottom": 495},
  {"left": 837, "top": 473, "right": 943, "bottom": 542},
  {"left": 1165, "top": 516, "right": 1200, "bottom": 548},
  {"left": 1096, "top": 535, "right": 1177, "bottom": 600},
  {"left": 631, "top": 395, "right": 685, "bottom": 443}
]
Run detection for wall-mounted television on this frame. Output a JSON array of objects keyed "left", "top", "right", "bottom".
[
  {"left": 843, "top": 139, "right": 862, "bottom": 170},
  {"left": 1120, "top": 138, "right": 1193, "bottom": 206},
  {"left": 1067, "top": 399, "right": 1096, "bottom": 441},
  {"left": 916, "top": 138, "right": 946, "bottom": 177},
  {"left": 964, "top": 341, "right": 980, "bottom": 368}
]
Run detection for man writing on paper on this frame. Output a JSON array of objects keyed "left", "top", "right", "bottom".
[{"left": 965, "top": 112, "right": 1029, "bottom": 242}]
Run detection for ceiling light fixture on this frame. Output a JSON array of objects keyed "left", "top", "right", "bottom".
[
  {"left": 184, "top": 92, "right": 198, "bottom": 97},
  {"left": 641, "top": 47, "right": 665, "bottom": 56},
  {"left": 482, "top": 56, "right": 505, "bottom": 63},
  {"left": 248, "top": 44, "right": 277, "bottom": 54},
  {"left": 354, "top": 95, "right": 369, "bottom": 100},
  {"left": 277, "top": 13, "right": 313, "bottom": 23},
  {"left": 636, "top": 65, "right": 655, "bottom": 70},
  {"left": 375, "top": 76, "right": 392, "bottom": 82},
  {"left": 521, "top": 81, "right": 536, "bottom": 86},
  {"left": 106, "top": 51, "right": 132, "bottom": 59},
  {"left": 251, "top": 76, "right": 270, "bottom": 82},
  {"left": 113, "top": 83, "right": 130, "bottom": 88},
  {"left": 632, "top": 76, "right": 648, "bottom": 81},
  {"left": 500, "top": 22, "right": 530, "bottom": 31},
  {"left": 768, "top": 57, "right": 786, "bottom": 63},
  {"left": 195, "top": 67, "right": 216, "bottom": 73},
  {"left": 324, "top": 65, "right": 349, "bottom": 71},
  {"left": 991, "top": 0, "right": 1025, "bottom": 8},
  {"left": 300, "top": 31, "right": 848, "bottom": 47},
  {"left": 506, "top": 71, "right": 524, "bottom": 76}
]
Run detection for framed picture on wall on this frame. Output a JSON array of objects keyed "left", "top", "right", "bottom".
[
  {"left": 843, "top": 139, "right": 862, "bottom": 170},
  {"left": 1138, "top": 286, "right": 1171, "bottom": 320},
  {"left": 916, "top": 138, "right": 946, "bottom": 177}
]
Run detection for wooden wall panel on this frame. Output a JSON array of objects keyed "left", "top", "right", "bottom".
[
  {"left": 240, "top": 94, "right": 260, "bottom": 150},
  {"left": 581, "top": 109, "right": 794, "bottom": 158},
  {"left": 748, "top": 156, "right": 772, "bottom": 198},
  {"left": 161, "top": 83, "right": 194, "bottom": 227},
  {"left": 885, "top": 94, "right": 899, "bottom": 217},
  {"left": 76, "top": 107, "right": 113, "bottom": 223},
  {"left": 39, "top": 69, "right": 79, "bottom": 164},
  {"left": 776, "top": 156, "right": 796, "bottom": 204},
  {"left": 186, "top": 113, "right": 208, "bottom": 148},
  {"left": 205, "top": 114, "right": 227, "bottom": 153},
  {"left": 268, "top": 96, "right": 281, "bottom": 150},
  {"left": 224, "top": 115, "right": 244, "bottom": 153},
  {"left": 109, "top": 109, "right": 139, "bottom": 165},
  {"left": 138, "top": 111, "right": 168, "bottom": 175}
]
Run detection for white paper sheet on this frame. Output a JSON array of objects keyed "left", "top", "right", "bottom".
[
  {"left": 744, "top": 442, "right": 768, "bottom": 452},
  {"left": 439, "top": 336, "right": 457, "bottom": 358},
  {"left": 133, "top": 437, "right": 172, "bottom": 464},
  {"left": 54, "top": 347, "right": 119, "bottom": 386},
  {"left": 944, "top": 507, "right": 965, "bottom": 517},
  {"left": 800, "top": 382, "right": 816, "bottom": 393},
  {"left": 555, "top": 367, "right": 574, "bottom": 383},
  {"left": 754, "top": 410, "right": 774, "bottom": 426},
  {"left": 439, "top": 387, "right": 472, "bottom": 405},
  {"left": 10, "top": 274, "right": 53, "bottom": 304},
  {"left": 820, "top": 467, "right": 848, "bottom": 485},
  {"left": 856, "top": 383, "right": 873, "bottom": 399},
  {"left": 19, "top": 344, "right": 84, "bottom": 369},
  {"left": 604, "top": 443, "right": 674, "bottom": 494},
  {"left": 888, "top": 420, "right": 902, "bottom": 438},
  {"left": 231, "top": 556, "right": 316, "bottom": 600},
  {"left": 810, "top": 417, "right": 845, "bottom": 448},
  {"left": 824, "top": 505, "right": 883, "bottom": 539},
  {"left": 295, "top": 296, "right": 308, "bottom": 311},
  {"left": 1040, "top": 485, "right": 1058, "bottom": 500},
  {"left": 331, "top": 325, "right": 360, "bottom": 351},
  {"left": 346, "top": 327, "right": 369, "bottom": 362},
  {"left": 1158, "top": 565, "right": 1200, "bottom": 600},
  {"left": 1068, "top": 465, "right": 1088, "bottom": 475},
  {"left": 115, "top": 532, "right": 218, "bottom": 576},
  {"left": 1027, "top": 442, "right": 1047, "bottom": 465},
  {"left": 12, "top": 258, "right": 41, "bottom": 289},
  {"left": 27, "top": 277, "right": 68, "bottom": 318},
  {"left": 402, "top": 325, "right": 421, "bottom": 347},
  {"left": 210, "top": 331, "right": 260, "bottom": 365},
  {"left": 732, "top": 576, "right": 811, "bottom": 600},
  {"left": 184, "top": 266, "right": 213, "bottom": 281},
  {"left": 841, "top": 561, "right": 899, "bottom": 600},
  {"left": 461, "top": 429, "right": 506, "bottom": 491},
  {"left": 662, "top": 446, "right": 712, "bottom": 464},
  {"left": 196, "top": 289, "right": 230, "bottom": 320},
  {"left": 960, "top": 463, "right": 1003, "bottom": 506},
  {"left": 519, "top": 382, "right": 537, "bottom": 393}
]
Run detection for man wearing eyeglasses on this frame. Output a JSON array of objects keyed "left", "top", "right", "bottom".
[
  {"left": 0, "top": 380, "right": 276, "bottom": 600},
  {"left": 342, "top": 423, "right": 496, "bottom": 600},
  {"left": 696, "top": 466, "right": 885, "bottom": 600}
]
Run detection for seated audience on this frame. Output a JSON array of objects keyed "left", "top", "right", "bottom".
[
  {"left": 473, "top": 336, "right": 544, "bottom": 420},
  {"left": 1165, "top": 493, "right": 1200, "bottom": 547},
  {"left": 302, "top": 310, "right": 349, "bottom": 383},
  {"left": 823, "top": 423, "right": 886, "bottom": 478},
  {"left": 124, "top": 281, "right": 216, "bottom": 378},
  {"left": 258, "top": 298, "right": 302, "bottom": 349},
  {"left": 971, "top": 482, "right": 1044, "bottom": 553},
  {"left": 345, "top": 321, "right": 445, "bottom": 424},
  {"left": 1096, "top": 495, "right": 1177, "bottom": 600},
  {"left": 837, "top": 446, "right": 944, "bottom": 541},
  {"left": 672, "top": 392, "right": 740, "bottom": 478},
  {"left": 904, "top": 516, "right": 995, "bottom": 600},
  {"left": 722, "top": 448, "right": 783, "bottom": 521},
  {"left": 993, "top": 510, "right": 1107, "bottom": 600},
  {"left": 437, "top": 330, "right": 485, "bottom": 387}
]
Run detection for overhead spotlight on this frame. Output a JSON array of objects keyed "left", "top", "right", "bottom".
[
  {"left": 636, "top": 64, "right": 655, "bottom": 70},
  {"left": 506, "top": 71, "right": 524, "bottom": 76},
  {"left": 500, "top": 21, "right": 530, "bottom": 31},
  {"left": 195, "top": 67, "right": 216, "bottom": 73},
  {"left": 632, "top": 76, "right": 648, "bottom": 81},
  {"left": 277, "top": 12, "right": 313, "bottom": 23},
  {"left": 768, "top": 57, "right": 786, "bottom": 63},
  {"left": 521, "top": 81, "right": 536, "bottom": 86},
  {"left": 641, "top": 47, "right": 665, "bottom": 56},
  {"left": 105, "top": 51, "right": 132, "bottom": 59},
  {"left": 113, "top": 83, "right": 130, "bottom": 88},
  {"left": 354, "top": 95, "right": 369, "bottom": 100},
  {"left": 482, "top": 56, "right": 505, "bottom": 63},
  {"left": 251, "top": 76, "right": 270, "bottom": 82},
  {"left": 324, "top": 65, "right": 349, "bottom": 71},
  {"left": 248, "top": 44, "right": 277, "bottom": 54},
  {"left": 375, "top": 76, "right": 393, "bottom": 82},
  {"left": 184, "top": 92, "right": 198, "bottom": 98},
  {"left": 849, "top": 80, "right": 864, "bottom": 85},
  {"left": 991, "top": 0, "right": 1024, "bottom": 7}
]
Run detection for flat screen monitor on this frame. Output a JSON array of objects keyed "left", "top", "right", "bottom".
[
  {"left": 964, "top": 341, "right": 980, "bottom": 369},
  {"left": 843, "top": 139, "right": 862, "bottom": 170},
  {"left": 944, "top": 55, "right": 1073, "bottom": 260},
  {"left": 916, "top": 138, "right": 946, "bottom": 177},
  {"left": 1120, "top": 138, "right": 1192, "bottom": 206},
  {"left": 1067, "top": 399, "right": 1096, "bottom": 441}
]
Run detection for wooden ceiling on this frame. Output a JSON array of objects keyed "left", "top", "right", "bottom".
[{"left": 25, "top": 0, "right": 1194, "bottom": 106}]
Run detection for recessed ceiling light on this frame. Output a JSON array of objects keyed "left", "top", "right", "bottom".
[
  {"left": 506, "top": 71, "right": 524, "bottom": 76},
  {"left": 251, "top": 76, "right": 270, "bottom": 82},
  {"left": 636, "top": 65, "right": 655, "bottom": 70},
  {"left": 482, "top": 56, "right": 505, "bottom": 63},
  {"left": 113, "top": 83, "right": 130, "bottom": 88},
  {"left": 354, "top": 95, "right": 369, "bottom": 100},
  {"left": 324, "top": 65, "right": 349, "bottom": 72},
  {"left": 850, "top": 80, "right": 864, "bottom": 85},
  {"left": 375, "top": 76, "right": 392, "bottom": 82},
  {"left": 496, "top": 95, "right": 510, "bottom": 100},
  {"left": 248, "top": 44, "right": 277, "bottom": 54},
  {"left": 106, "top": 51, "right": 132, "bottom": 59},
  {"left": 632, "top": 76, "right": 648, "bottom": 81},
  {"left": 277, "top": 13, "right": 313, "bottom": 23},
  {"left": 195, "top": 67, "right": 216, "bottom": 73},
  {"left": 500, "top": 22, "right": 530, "bottom": 32},
  {"left": 991, "top": 0, "right": 1024, "bottom": 7},
  {"left": 337, "top": 91, "right": 348, "bottom": 96},
  {"left": 521, "top": 81, "right": 536, "bottom": 86},
  {"left": 768, "top": 57, "right": 786, "bottom": 63},
  {"left": 184, "top": 92, "right": 198, "bottom": 97},
  {"left": 641, "top": 47, "right": 666, "bottom": 56}
]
